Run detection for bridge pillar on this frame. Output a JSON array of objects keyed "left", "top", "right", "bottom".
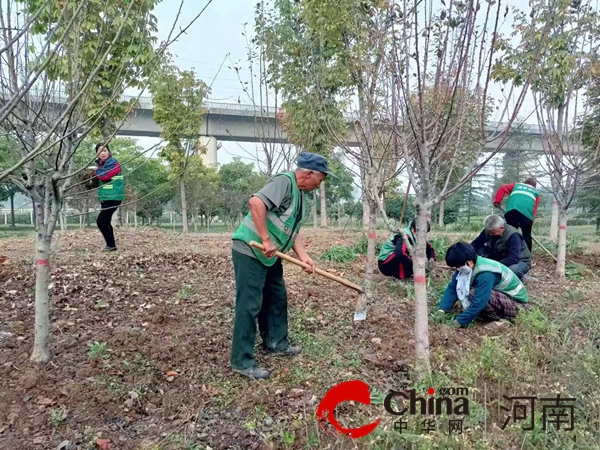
[{"left": 198, "top": 136, "right": 221, "bottom": 167}]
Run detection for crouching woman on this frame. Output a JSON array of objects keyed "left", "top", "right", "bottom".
[{"left": 434, "top": 242, "right": 530, "bottom": 328}]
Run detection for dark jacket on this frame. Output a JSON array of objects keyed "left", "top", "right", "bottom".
[
  {"left": 378, "top": 230, "right": 436, "bottom": 279},
  {"left": 471, "top": 224, "right": 531, "bottom": 266}
]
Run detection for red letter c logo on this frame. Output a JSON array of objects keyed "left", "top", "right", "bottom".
[{"left": 316, "top": 380, "right": 381, "bottom": 439}]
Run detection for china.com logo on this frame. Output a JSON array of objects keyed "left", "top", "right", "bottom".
[{"left": 316, "top": 380, "right": 469, "bottom": 439}]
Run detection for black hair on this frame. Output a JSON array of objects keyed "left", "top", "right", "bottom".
[
  {"left": 410, "top": 218, "right": 431, "bottom": 233},
  {"left": 445, "top": 242, "right": 477, "bottom": 268},
  {"left": 524, "top": 177, "right": 537, "bottom": 188},
  {"left": 95, "top": 143, "right": 110, "bottom": 153}
]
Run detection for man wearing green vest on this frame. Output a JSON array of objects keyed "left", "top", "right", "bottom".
[
  {"left": 433, "top": 242, "right": 530, "bottom": 328},
  {"left": 470, "top": 215, "right": 531, "bottom": 280},
  {"left": 494, "top": 178, "right": 540, "bottom": 254},
  {"left": 230, "top": 152, "right": 335, "bottom": 379}
]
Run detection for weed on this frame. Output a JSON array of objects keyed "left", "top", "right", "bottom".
[
  {"left": 282, "top": 430, "right": 295, "bottom": 445},
  {"left": 565, "top": 262, "right": 587, "bottom": 281},
  {"left": 354, "top": 236, "right": 382, "bottom": 255},
  {"left": 87, "top": 341, "right": 110, "bottom": 359},
  {"left": 49, "top": 407, "right": 67, "bottom": 428},
  {"left": 516, "top": 308, "right": 551, "bottom": 335},
  {"left": 132, "top": 353, "right": 155, "bottom": 372},
  {"left": 321, "top": 246, "right": 356, "bottom": 262},
  {"left": 566, "top": 235, "right": 582, "bottom": 253},
  {"left": 430, "top": 235, "right": 452, "bottom": 262},
  {"left": 478, "top": 337, "right": 511, "bottom": 381},
  {"left": 95, "top": 300, "right": 109, "bottom": 309},
  {"left": 565, "top": 289, "right": 583, "bottom": 302},
  {"left": 176, "top": 284, "right": 195, "bottom": 302}
]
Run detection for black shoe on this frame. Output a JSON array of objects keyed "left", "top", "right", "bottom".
[
  {"left": 103, "top": 246, "right": 117, "bottom": 252},
  {"left": 232, "top": 366, "right": 270, "bottom": 379},
  {"left": 262, "top": 346, "right": 301, "bottom": 357}
]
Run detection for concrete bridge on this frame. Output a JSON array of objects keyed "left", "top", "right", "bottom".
[
  {"left": 114, "top": 95, "right": 545, "bottom": 165},
  {"left": 14, "top": 92, "right": 546, "bottom": 166}
]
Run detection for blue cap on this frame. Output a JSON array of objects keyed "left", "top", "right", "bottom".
[{"left": 296, "top": 152, "right": 337, "bottom": 178}]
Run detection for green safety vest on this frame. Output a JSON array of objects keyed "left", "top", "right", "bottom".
[
  {"left": 378, "top": 227, "right": 414, "bottom": 261},
  {"left": 98, "top": 175, "right": 125, "bottom": 202},
  {"left": 472, "top": 256, "right": 529, "bottom": 303},
  {"left": 232, "top": 172, "right": 307, "bottom": 267},
  {"left": 506, "top": 182, "right": 539, "bottom": 220}
]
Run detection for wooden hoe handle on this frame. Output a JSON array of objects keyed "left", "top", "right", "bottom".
[{"left": 249, "top": 241, "right": 363, "bottom": 293}]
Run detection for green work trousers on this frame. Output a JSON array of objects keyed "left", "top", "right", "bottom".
[{"left": 230, "top": 249, "right": 289, "bottom": 370}]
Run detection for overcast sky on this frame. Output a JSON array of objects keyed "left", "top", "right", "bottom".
[{"left": 133, "top": 0, "right": 541, "bottom": 196}]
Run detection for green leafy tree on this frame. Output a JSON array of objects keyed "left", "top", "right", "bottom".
[
  {"left": 257, "top": 0, "right": 349, "bottom": 227},
  {"left": 219, "top": 159, "right": 268, "bottom": 229},
  {"left": 0, "top": 0, "right": 165, "bottom": 363},
  {"left": 150, "top": 55, "right": 209, "bottom": 233},
  {"left": 174, "top": 156, "right": 221, "bottom": 232},
  {"left": 0, "top": 136, "right": 21, "bottom": 227},
  {"left": 19, "top": 0, "right": 160, "bottom": 140}
]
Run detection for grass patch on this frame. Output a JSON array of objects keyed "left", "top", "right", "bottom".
[
  {"left": 321, "top": 246, "right": 356, "bottom": 263},
  {"left": 354, "top": 236, "right": 382, "bottom": 255},
  {"left": 565, "top": 261, "right": 588, "bottom": 281}
]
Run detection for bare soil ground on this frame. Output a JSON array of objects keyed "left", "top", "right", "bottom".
[{"left": 1, "top": 227, "right": 599, "bottom": 450}]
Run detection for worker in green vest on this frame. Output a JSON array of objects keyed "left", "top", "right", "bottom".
[
  {"left": 433, "top": 242, "right": 530, "bottom": 329},
  {"left": 378, "top": 219, "right": 436, "bottom": 280},
  {"left": 230, "top": 152, "right": 336, "bottom": 379},
  {"left": 93, "top": 143, "right": 125, "bottom": 251},
  {"left": 494, "top": 177, "right": 540, "bottom": 254}
]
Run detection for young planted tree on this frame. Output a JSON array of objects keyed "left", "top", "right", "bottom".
[
  {"left": 0, "top": 0, "right": 163, "bottom": 362},
  {"left": 257, "top": 0, "right": 350, "bottom": 228},
  {"left": 383, "top": 0, "right": 546, "bottom": 375},
  {"left": 0, "top": 0, "right": 209, "bottom": 362},
  {"left": 493, "top": 0, "right": 600, "bottom": 278},
  {"left": 149, "top": 56, "right": 209, "bottom": 233},
  {"left": 229, "top": 20, "right": 299, "bottom": 176},
  {"left": 283, "top": 0, "right": 404, "bottom": 323}
]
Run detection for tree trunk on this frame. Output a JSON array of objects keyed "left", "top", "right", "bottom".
[
  {"left": 193, "top": 215, "right": 198, "bottom": 233},
  {"left": 320, "top": 181, "right": 327, "bottom": 228},
  {"left": 180, "top": 176, "right": 189, "bottom": 233},
  {"left": 9, "top": 193, "right": 15, "bottom": 227},
  {"left": 413, "top": 203, "right": 431, "bottom": 378},
  {"left": 313, "top": 191, "right": 318, "bottom": 229},
  {"left": 438, "top": 201, "right": 445, "bottom": 228},
  {"left": 31, "top": 234, "right": 51, "bottom": 363},
  {"left": 84, "top": 199, "right": 90, "bottom": 228},
  {"left": 60, "top": 211, "right": 66, "bottom": 232},
  {"left": 134, "top": 207, "right": 138, "bottom": 228},
  {"left": 362, "top": 195, "right": 369, "bottom": 233},
  {"left": 360, "top": 198, "right": 377, "bottom": 317},
  {"left": 467, "top": 178, "right": 473, "bottom": 225},
  {"left": 550, "top": 200, "right": 559, "bottom": 241},
  {"left": 117, "top": 207, "right": 123, "bottom": 227},
  {"left": 338, "top": 202, "right": 342, "bottom": 227},
  {"left": 207, "top": 215, "right": 211, "bottom": 233},
  {"left": 556, "top": 209, "right": 567, "bottom": 279}
]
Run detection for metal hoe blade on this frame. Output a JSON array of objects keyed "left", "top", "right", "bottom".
[
  {"left": 353, "top": 293, "right": 368, "bottom": 321},
  {"left": 353, "top": 309, "right": 367, "bottom": 322}
]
